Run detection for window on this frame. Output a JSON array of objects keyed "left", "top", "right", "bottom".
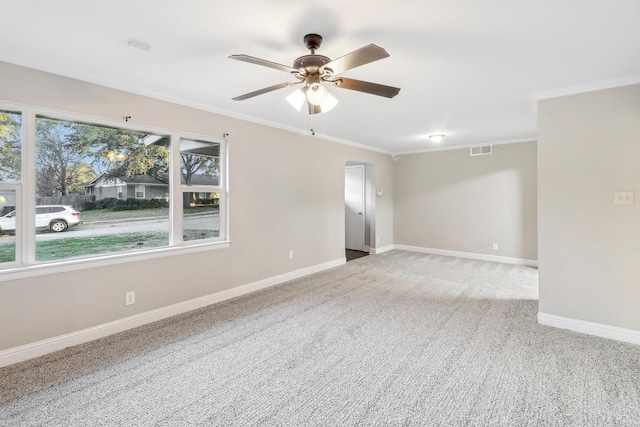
[
  {"left": 34, "top": 116, "right": 171, "bottom": 261},
  {"left": 180, "top": 138, "right": 222, "bottom": 242},
  {"left": 135, "top": 185, "right": 145, "bottom": 199},
  {"left": 0, "top": 104, "right": 227, "bottom": 271}
]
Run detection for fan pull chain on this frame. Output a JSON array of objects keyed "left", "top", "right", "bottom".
[{"left": 310, "top": 111, "right": 316, "bottom": 136}]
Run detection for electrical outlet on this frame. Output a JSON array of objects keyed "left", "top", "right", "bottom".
[
  {"left": 125, "top": 291, "right": 135, "bottom": 306},
  {"left": 492, "top": 243, "right": 499, "bottom": 251},
  {"left": 613, "top": 191, "right": 634, "bottom": 205},
  {"left": 289, "top": 250, "right": 294, "bottom": 259}
]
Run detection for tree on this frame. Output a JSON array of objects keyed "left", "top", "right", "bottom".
[
  {"left": 35, "top": 118, "right": 94, "bottom": 196},
  {"left": 71, "top": 124, "right": 169, "bottom": 180},
  {"left": 0, "top": 112, "right": 22, "bottom": 181},
  {"left": 181, "top": 154, "right": 220, "bottom": 207},
  {"left": 181, "top": 154, "right": 219, "bottom": 185}
]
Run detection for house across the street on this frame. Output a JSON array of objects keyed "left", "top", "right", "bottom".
[
  {"left": 84, "top": 173, "right": 168, "bottom": 201},
  {"left": 83, "top": 172, "right": 220, "bottom": 201}
]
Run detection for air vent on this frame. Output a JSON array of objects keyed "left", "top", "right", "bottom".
[{"left": 470, "top": 145, "right": 492, "bottom": 156}]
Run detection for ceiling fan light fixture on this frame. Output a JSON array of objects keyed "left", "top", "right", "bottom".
[
  {"left": 306, "top": 82, "right": 329, "bottom": 106},
  {"left": 286, "top": 87, "right": 338, "bottom": 114},
  {"left": 429, "top": 134, "right": 445, "bottom": 143},
  {"left": 319, "top": 92, "right": 338, "bottom": 113},
  {"left": 286, "top": 88, "right": 307, "bottom": 111}
]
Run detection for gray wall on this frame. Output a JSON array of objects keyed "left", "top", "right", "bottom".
[
  {"left": 393, "top": 142, "right": 538, "bottom": 261},
  {"left": 538, "top": 84, "right": 640, "bottom": 330},
  {"left": 0, "top": 61, "right": 394, "bottom": 351}
]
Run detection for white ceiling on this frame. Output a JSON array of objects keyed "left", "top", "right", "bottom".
[{"left": 3, "top": 0, "right": 640, "bottom": 154}]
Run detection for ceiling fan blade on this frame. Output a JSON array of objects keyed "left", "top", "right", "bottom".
[
  {"left": 323, "top": 44, "right": 390, "bottom": 75},
  {"left": 232, "top": 81, "right": 302, "bottom": 101},
  {"left": 328, "top": 77, "right": 400, "bottom": 98},
  {"left": 229, "top": 54, "right": 300, "bottom": 74}
]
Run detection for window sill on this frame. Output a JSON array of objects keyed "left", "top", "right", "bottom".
[{"left": 0, "top": 240, "right": 231, "bottom": 283}]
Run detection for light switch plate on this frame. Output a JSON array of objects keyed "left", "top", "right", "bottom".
[{"left": 613, "top": 191, "right": 634, "bottom": 205}]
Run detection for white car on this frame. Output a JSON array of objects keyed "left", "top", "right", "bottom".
[{"left": 0, "top": 205, "right": 82, "bottom": 233}]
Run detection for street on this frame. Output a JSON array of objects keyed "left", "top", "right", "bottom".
[{"left": 0, "top": 213, "right": 220, "bottom": 244}]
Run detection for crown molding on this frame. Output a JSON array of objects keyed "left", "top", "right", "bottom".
[
  {"left": 391, "top": 137, "right": 536, "bottom": 157},
  {"left": 532, "top": 73, "right": 640, "bottom": 101}
]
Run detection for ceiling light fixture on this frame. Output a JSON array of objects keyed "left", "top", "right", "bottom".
[
  {"left": 317, "top": 92, "right": 338, "bottom": 113},
  {"left": 285, "top": 89, "right": 307, "bottom": 111},
  {"left": 306, "top": 82, "right": 328, "bottom": 105},
  {"left": 286, "top": 84, "right": 339, "bottom": 113},
  {"left": 429, "top": 134, "right": 445, "bottom": 143}
]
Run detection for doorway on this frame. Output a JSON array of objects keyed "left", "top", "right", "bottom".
[{"left": 345, "top": 162, "right": 375, "bottom": 261}]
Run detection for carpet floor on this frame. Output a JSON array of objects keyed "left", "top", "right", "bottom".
[{"left": 1, "top": 251, "right": 639, "bottom": 426}]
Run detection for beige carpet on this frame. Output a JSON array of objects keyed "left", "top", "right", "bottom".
[{"left": 1, "top": 251, "right": 639, "bottom": 426}]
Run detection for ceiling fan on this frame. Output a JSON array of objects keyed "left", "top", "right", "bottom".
[{"left": 229, "top": 34, "right": 401, "bottom": 114}]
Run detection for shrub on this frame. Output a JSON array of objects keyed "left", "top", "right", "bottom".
[
  {"left": 137, "top": 198, "right": 168, "bottom": 209},
  {"left": 82, "top": 200, "right": 97, "bottom": 211},
  {"left": 96, "top": 198, "right": 119, "bottom": 210},
  {"left": 112, "top": 198, "right": 141, "bottom": 211},
  {"left": 96, "top": 197, "right": 168, "bottom": 211},
  {"left": 152, "top": 198, "right": 168, "bottom": 208},
  {"left": 194, "top": 198, "right": 219, "bottom": 205}
]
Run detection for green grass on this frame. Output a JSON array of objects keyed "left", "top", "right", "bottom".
[
  {"left": 183, "top": 229, "right": 220, "bottom": 241},
  {"left": 0, "top": 232, "right": 169, "bottom": 263},
  {"left": 0, "top": 229, "right": 221, "bottom": 263},
  {"left": 0, "top": 207, "right": 221, "bottom": 263},
  {"left": 35, "top": 232, "right": 170, "bottom": 261},
  {"left": 80, "top": 208, "right": 169, "bottom": 222},
  {"left": 0, "top": 247, "right": 14, "bottom": 263}
]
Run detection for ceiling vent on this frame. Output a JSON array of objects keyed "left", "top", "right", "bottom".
[{"left": 470, "top": 145, "right": 492, "bottom": 156}]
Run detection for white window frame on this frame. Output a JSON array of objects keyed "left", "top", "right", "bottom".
[
  {"left": 171, "top": 135, "right": 227, "bottom": 246},
  {"left": 0, "top": 100, "right": 230, "bottom": 280},
  {"left": 134, "top": 184, "right": 145, "bottom": 199}
]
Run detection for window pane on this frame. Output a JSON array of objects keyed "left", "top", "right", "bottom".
[
  {"left": 135, "top": 185, "right": 145, "bottom": 199},
  {"left": 0, "top": 189, "right": 17, "bottom": 263},
  {"left": 183, "top": 192, "right": 220, "bottom": 241},
  {"left": 180, "top": 139, "right": 220, "bottom": 186},
  {"left": 0, "top": 111, "right": 22, "bottom": 182},
  {"left": 34, "top": 116, "right": 170, "bottom": 261}
]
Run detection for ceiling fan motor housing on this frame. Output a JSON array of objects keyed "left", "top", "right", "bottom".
[{"left": 293, "top": 55, "right": 332, "bottom": 75}]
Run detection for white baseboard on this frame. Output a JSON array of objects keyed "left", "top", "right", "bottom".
[
  {"left": 0, "top": 258, "right": 345, "bottom": 368},
  {"left": 370, "top": 245, "right": 394, "bottom": 255},
  {"left": 537, "top": 312, "right": 640, "bottom": 346},
  {"left": 394, "top": 244, "right": 538, "bottom": 267}
]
